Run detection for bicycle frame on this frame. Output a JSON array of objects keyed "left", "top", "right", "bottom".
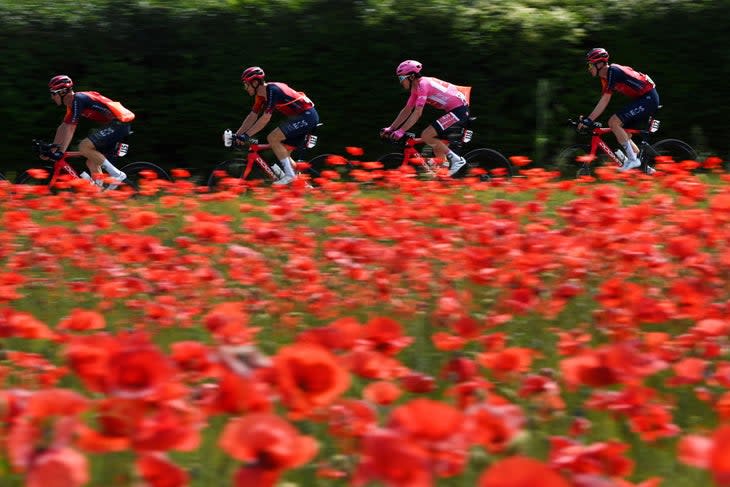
[
  {"left": 234, "top": 141, "right": 298, "bottom": 181},
  {"left": 392, "top": 135, "right": 453, "bottom": 168},
  {"left": 585, "top": 126, "right": 645, "bottom": 167},
  {"left": 47, "top": 152, "right": 83, "bottom": 186}
]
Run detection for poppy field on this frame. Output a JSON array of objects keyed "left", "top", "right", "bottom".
[{"left": 3, "top": 157, "right": 730, "bottom": 487}]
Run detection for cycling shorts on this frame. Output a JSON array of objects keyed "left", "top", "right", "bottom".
[
  {"left": 88, "top": 121, "right": 132, "bottom": 153},
  {"left": 617, "top": 89, "right": 660, "bottom": 128},
  {"left": 431, "top": 105, "right": 470, "bottom": 137},
  {"left": 279, "top": 108, "right": 320, "bottom": 148}
]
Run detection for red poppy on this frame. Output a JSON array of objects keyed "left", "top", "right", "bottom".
[
  {"left": 105, "top": 333, "right": 177, "bottom": 400},
  {"left": 467, "top": 401, "right": 526, "bottom": 453},
  {"left": 274, "top": 343, "right": 350, "bottom": 416},
  {"left": 26, "top": 447, "right": 89, "bottom": 487},
  {"left": 710, "top": 425, "right": 730, "bottom": 486},
  {"left": 136, "top": 453, "right": 189, "bottom": 487},
  {"left": 352, "top": 428, "right": 432, "bottom": 487},
  {"left": 363, "top": 380, "right": 402, "bottom": 405},
  {"left": 479, "top": 456, "right": 571, "bottom": 487},
  {"left": 346, "top": 147, "right": 365, "bottom": 157},
  {"left": 203, "top": 302, "right": 259, "bottom": 345},
  {"left": 328, "top": 399, "right": 377, "bottom": 439},
  {"left": 220, "top": 413, "right": 317, "bottom": 483},
  {"left": 3, "top": 308, "right": 56, "bottom": 342},
  {"left": 57, "top": 308, "right": 106, "bottom": 331}
]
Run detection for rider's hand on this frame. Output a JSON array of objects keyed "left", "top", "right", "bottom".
[
  {"left": 42, "top": 150, "right": 63, "bottom": 161},
  {"left": 235, "top": 133, "right": 250, "bottom": 146},
  {"left": 577, "top": 117, "right": 593, "bottom": 132},
  {"left": 390, "top": 129, "right": 405, "bottom": 141},
  {"left": 380, "top": 127, "right": 393, "bottom": 139}
]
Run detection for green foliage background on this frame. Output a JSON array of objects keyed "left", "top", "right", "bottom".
[{"left": 1, "top": 0, "right": 728, "bottom": 176}]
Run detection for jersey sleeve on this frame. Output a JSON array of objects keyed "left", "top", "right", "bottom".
[
  {"left": 406, "top": 78, "right": 429, "bottom": 108},
  {"left": 263, "top": 84, "right": 282, "bottom": 114},
  {"left": 63, "top": 93, "right": 85, "bottom": 124},
  {"left": 251, "top": 95, "right": 266, "bottom": 114}
]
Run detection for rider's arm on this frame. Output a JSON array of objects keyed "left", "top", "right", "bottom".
[
  {"left": 236, "top": 111, "right": 259, "bottom": 136},
  {"left": 388, "top": 105, "right": 414, "bottom": 130},
  {"left": 242, "top": 112, "right": 272, "bottom": 137},
  {"left": 393, "top": 105, "right": 424, "bottom": 133},
  {"left": 586, "top": 93, "right": 612, "bottom": 122},
  {"left": 52, "top": 122, "right": 76, "bottom": 152}
]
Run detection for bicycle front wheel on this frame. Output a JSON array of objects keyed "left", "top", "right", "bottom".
[
  {"left": 554, "top": 144, "right": 595, "bottom": 177},
  {"left": 376, "top": 153, "right": 406, "bottom": 171},
  {"left": 463, "top": 148, "right": 513, "bottom": 181},
  {"left": 208, "top": 159, "right": 269, "bottom": 191},
  {"left": 117, "top": 162, "right": 171, "bottom": 192},
  {"left": 15, "top": 166, "right": 54, "bottom": 186}
]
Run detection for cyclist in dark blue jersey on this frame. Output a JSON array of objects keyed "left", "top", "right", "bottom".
[
  {"left": 578, "top": 48, "right": 660, "bottom": 172},
  {"left": 234, "top": 66, "right": 319, "bottom": 185},
  {"left": 47, "top": 75, "right": 133, "bottom": 184}
]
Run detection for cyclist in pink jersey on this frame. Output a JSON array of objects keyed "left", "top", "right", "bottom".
[
  {"left": 46, "top": 75, "right": 132, "bottom": 185},
  {"left": 235, "top": 66, "right": 319, "bottom": 185},
  {"left": 381, "top": 60, "right": 469, "bottom": 176},
  {"left": 578, "top": 48, "right": 660, "bottom": 172}
]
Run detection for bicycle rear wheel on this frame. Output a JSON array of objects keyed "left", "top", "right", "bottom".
[
  {"left": 300, "top": 153, "right": 338, "bottom": 185},
  {"left": 462, "top": 148, "right": 513, "bottom": 181},
  {"left": 643, "top": 139, "right": 698, "bottom": 170}
]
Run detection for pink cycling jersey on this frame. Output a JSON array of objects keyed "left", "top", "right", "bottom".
[{"left": 406, "top": 76, "right": 468, "bottom": 112}]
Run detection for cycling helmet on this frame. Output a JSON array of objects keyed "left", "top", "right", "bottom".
[
  {"left": 586, "top": 48, "right": 609, "bottom": 64},
  {"left": 241, "top": 66, "right": 265, "bottom": 83},
  {"left": 396, "top": 60, "right": 422, "bottom": 76},
  {"left": 49, "top": 75, "right": 73, "bottom": 92}
]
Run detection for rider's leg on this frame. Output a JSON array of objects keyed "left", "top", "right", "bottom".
[
  {"left": 79, "top": 138, "right": 105, "bottom": 176},
  {"left": 609, "top": 115, "right": 640, "bottom": 170},
  {"left": 268, "top": 128, "right": 297, "bottom": 181},
  {"left": 79, "top": 133, "right": 127, "bottom": 181},
  {"left": 422, "top": 125, "right": 465, "bottom": 169}
]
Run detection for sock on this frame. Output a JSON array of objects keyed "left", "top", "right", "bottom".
[
  {"left": 279, "top": 157, "right": 296, "bottom": 178},
  {"left": 446, "top": 150, "right": 460, "bottom": 162},
  {"left": 623, "top": 142, "right": 639, "bottom": 163},
  {"left": 101, "top": 159, "right": 125, "bottom": 178}
]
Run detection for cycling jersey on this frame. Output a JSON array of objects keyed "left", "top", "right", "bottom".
[
  {"left": 406, "top": 77, "right": 468, "bottom": 112},
  {"left": 601, "top": 64, "right": 656, "bottom": 99},
  {"left": 251, "top": 82, "right": 315, "bottom": 117},
  {"left": 63, "top": 91, "right": 135, "bottom": 125}
]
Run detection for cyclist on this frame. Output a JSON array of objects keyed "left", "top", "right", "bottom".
[
  {"left": 235, "top": 66, "right": 319, "bottom": 185},
  {"left": 381, "top": 60, "right": 470, "bottom": 177},
  {"left": 578, "top": 48, "right": 660, "bottom": 172},
  {"left": 47, "top": 75, "right": 133, "bottom": 185}
]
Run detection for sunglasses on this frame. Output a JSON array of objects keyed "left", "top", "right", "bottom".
[
  {"left": 398, "top": 75, "right": 409, "bottom": 83},
  {"left": 50, "top": 89, "right": 68, "bottom": 96}
]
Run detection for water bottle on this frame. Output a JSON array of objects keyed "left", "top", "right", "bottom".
[
  {"left": 615, "top": 149, "right": 627, "bottom": 164},
  {"left": 223, "top": 129, "right": 233, "bottom": 147},
  {"left": 271, "top": 163, "right": 285, "bottom": 179}
]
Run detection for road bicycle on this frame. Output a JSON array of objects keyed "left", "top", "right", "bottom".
[
  {"left": 207, "top": 126, "right": 332, "bottom": 190},
  {"left": 555, "top": 113, "right": 697, "bottom": 177},
  {"left": 375, "top": 117, "right": 513, "bottom": 181},
  {"left": 18, "top": 139, "right": 171, "bottom": 192}
]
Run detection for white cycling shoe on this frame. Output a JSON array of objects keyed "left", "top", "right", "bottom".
[
  {"left": 273, "top": 174, "right": 296, "bottom": 185},
  {"left": 105, "top": 172, "right": 127, "bottom": 190},
  {"left": 618, "top": 159, "right": 641, "bottom": 172},
  {"left": 448, "top": 157, "right": 467, "bottom": 177}
]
